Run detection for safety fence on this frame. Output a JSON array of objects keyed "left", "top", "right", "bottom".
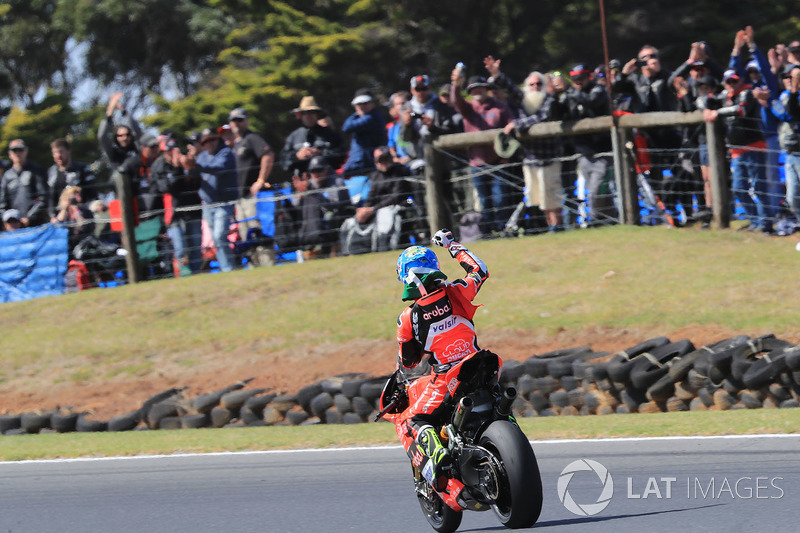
[{"left": 1, "top": 110, "right": 794, "bottom": 300}]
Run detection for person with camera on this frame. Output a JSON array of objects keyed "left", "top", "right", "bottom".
[
  {"left": 616, "top": 45, "right": 683, "bottom": 219},
  {"left": 279, "top": 96, "right": 345, "bottom": 176},
  {"left": 51, "top": 185, "right": 95, "bottom": 256},
  {"left": 450, "top": 68, "right": 513, "bottom": 234},
  {"left": 152, "top": 136, "right": 203, "bottom": 275},
  {"left": 400, "top": 74, "right": 461, "bottom": 172},
  {"left": 703, "top": 69, "right": 769, "bottom": 232}
]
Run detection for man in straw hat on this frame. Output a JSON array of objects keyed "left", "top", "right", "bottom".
[{"left": 280, "top": 96, "right": 345, "bottom": 176}]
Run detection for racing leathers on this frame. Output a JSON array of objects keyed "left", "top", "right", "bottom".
[{"left": 394, "top": 242, "right": 489, "bottom": 457}]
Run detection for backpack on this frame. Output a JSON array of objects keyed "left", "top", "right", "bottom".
[
  {"left": 339, "top": 217, "right": 377, "bottom": 255},
  {"left": 273, "top": 199, "right": 302, "bottom": 251}
]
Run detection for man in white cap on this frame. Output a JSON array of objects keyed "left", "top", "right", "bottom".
[
  {"left": 341, "top": 88, "right": 386, "bottom": 177},
  {"left": 2, "top": 208, "right": 22, "bottom": 232},
  {"left": 0, "top": 139, "right": 48, "bottom": 227}
]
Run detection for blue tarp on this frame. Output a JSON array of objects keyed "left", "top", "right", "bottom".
[{"left": 0, "top": 224, "right": 69, "bottom": 303}]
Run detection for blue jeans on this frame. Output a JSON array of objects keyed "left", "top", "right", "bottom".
[
  {"left": 784, "top": 153, "right": 800, "bottom": 217},
  {"left": 731, "top": 151, "right": 767, "bottom": 229},
  {"left": 202, "top": 204, "right": 235, "bottom": 272},
  {"left": 167, "top": 218, "right": 203, "bottom": 273},
  {"left": 471, "top": 165, "right": 513, "bottom": 232}
]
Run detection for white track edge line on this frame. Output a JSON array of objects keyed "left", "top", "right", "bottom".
[{"left": 1, "top": 433, "right": 798, "bottom": 465}]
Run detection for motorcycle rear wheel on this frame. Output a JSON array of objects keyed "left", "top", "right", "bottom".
[
  {"left": 417, "top": 482, "right": 463, "bottom": 533},
  {"left": 479, "top": 420, "right": 543, "bottom": 529}
]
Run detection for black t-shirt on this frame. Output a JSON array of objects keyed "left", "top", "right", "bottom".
[{"left": 233, "top": 130, "right": 271, "bottom": 198}]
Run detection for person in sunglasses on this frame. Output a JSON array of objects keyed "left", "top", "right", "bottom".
[
  {"left": 97, "top": 91, "right": 143, "bottom": 170},
  {"left": 616, "top": 45, "right": 683, "bottom": 221},
  {"left": 0, "top": 139, "right": 48, "bottom": 228}
]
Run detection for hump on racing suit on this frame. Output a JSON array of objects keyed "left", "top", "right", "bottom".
[{"left": 396, "top": 245, "right": 488, "bottom": 373}]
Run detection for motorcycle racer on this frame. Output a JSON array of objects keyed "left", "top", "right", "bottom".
[{"left": 394, "top": 229, "right": 489, "bottom": 490}]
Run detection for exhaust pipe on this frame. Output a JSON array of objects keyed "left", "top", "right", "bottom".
[
  {"left": 452, "top": 396, "right": 474, "bottom": 431},
  {"left": 495, "top": 387, "right": 517, "bottom": 417}
]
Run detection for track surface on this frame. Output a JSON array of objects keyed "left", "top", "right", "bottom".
[{"left": 0, "top": 435, "right": 797, "bottom": 532}]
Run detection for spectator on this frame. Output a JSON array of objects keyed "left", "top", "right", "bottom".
[
  {"left": 703, "top": 69, "right": 769, "bottom": 232},
  {"left": 218, "top": 124, "right": 234, "bottom": 148},
  {"left": 292, "top": 155, "right": 351, "bottom": 259},
  {"left": 152, "top": 137, "right": 203, "bottom": 274},
  {"left": 678, "top": 73, "right": 721, "bottom": 218},
  {"left": 400, "top": 74, "right": 461, "bottom": 171},
  {"left": 563, "top": 64, "right": 617, "bottom": 225},
  {"left": 438, "top": 84, "right": 453, "bottom": 107},
  {"left": 769, "top": 64, "right": 800, "bottom": 219},
  {"left": 668, "top": 42, "right": 725, "bottom": 101},
  {"left": 356, "top": 147, "right": 412, "bottom": 224},
  {"left": 279, "top": 96, "right": 345, "bottom": 176},
  {"left": 116, "top": 133, "right": 163, "bottom": 222},
  {"left": 97, "top": 91, "right": 142, "bottom": 169},
  {"left": 0, "top": 139, "right": 48, "bottom": 227},
  {"left": 341, "top": 88, "right": 387, "bottom": 177},
  {"left": 450, "top": 70, "right": 513, "bottom": 233},
  {"left": 2, "top": 208, "right": 22, "bottom": 232},
  {"left": 497, "top": 69, "right": 567, "bottom": 232},
  {"left": 182, "top": 127, "right": 238, "bottom": 272},
  {"left": 51, "top": 185, "right": 95, "bottom": 255},
  {"left": 386, "top": 91, "right": 411, "bottom": 165},
  {"left": 47, "top": 138, "right": 97, "bottom": 219},
  {"left": 731, "top": 26, "right": 783, "bottom": 230},
  {"left": 617, "top": 45, "right": 682, "bottom": 215}
]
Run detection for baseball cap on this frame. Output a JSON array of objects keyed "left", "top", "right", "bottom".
[
  {"left": 438, "top": 83, "right": 452, "bottom": 96},
  {"left": 746, "top": 60, "right": 759, "bottom": 72},
  {"left": 351, "top": 88, "right": 374, "bottom": 106},
  {"left": 689, "top": 60, "right": 707, "bottom": 70},
  {"left": 199, "top": 127, "right": 220, "bottom": 145},
  {"left": 2, "top": 209, "right": 21, "bottom": 223},
  {"left": 697, "top": 74, "right": 718, "bottom": 87},
  {"left": 569, "top": 64, "right": 591, "bottom": 79},
  {"left": 722, "top": 69, "right": 740, "bottom": 83},
  {"left": 308, "top": 156, "right": 327, "bottom": 171},
  {"left": 9, "top": 139, "right": 26, "bottom": 151},
  {"left": 139, "top": 134, "right": 159, "bottom": 147},
  {"left": 410, "top": 75, "right": 430, "bottom": 90},
  {"left": 789, "top": 41, "right": 800, "bottom": 53},
  {"left": 782, "top": 64, "right": 800, "bottom": 78},
  {"left": 228, "top": 107, "right": 248, "bottom": 121},
  {"left": 466, "top": 75, "right": 490, "bottom": 93},
  {"left": 217, "top": 124, "right": 231, "bottom": 134}
]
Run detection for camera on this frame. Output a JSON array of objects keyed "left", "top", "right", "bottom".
[
  {"left": 410, "top": 112, "right": 423, "bottom": 120},
  {"left": 635, "top": 58, "right": 647, "bottom": 68}
]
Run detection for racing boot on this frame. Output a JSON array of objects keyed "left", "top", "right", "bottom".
[{"left": 416, "top": 425, "right": 453, "bottom": 491}]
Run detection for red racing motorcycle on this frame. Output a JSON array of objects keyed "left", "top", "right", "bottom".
[{"left": 376, "top": 350, "right": 543, "bottom": 532}]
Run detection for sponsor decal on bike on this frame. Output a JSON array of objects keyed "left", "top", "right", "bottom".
[
  {"left": 447, "top": 377, "right": 460, "bottom": 395},
  {"left": 412, "top": 450, "right": 424, "bottom": 467}
]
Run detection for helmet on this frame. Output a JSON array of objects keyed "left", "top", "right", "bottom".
[{"left": 396, "top": 246, "right": 440, "bottom": 283}]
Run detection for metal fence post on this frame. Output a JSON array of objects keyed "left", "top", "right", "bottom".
[
  {"left": 706, "top": 118, "right": 730, "bottom": 229},
  {"left": 113, "top": 171, "right": 141, "bottom": 283}
]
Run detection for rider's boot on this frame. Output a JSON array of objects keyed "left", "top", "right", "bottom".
[{"left": 416, "top": 425, "right": 453, "bottom": 491}]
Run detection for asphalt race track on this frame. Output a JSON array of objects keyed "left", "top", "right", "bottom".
[{"left": 0, "top": 434, "right": 798, "bottom": 532}]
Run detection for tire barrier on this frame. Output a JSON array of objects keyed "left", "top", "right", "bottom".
[{"left": 3, "top": 335, "right": 800, "bottom": 436}]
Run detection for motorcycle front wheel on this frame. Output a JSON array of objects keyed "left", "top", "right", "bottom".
[
  {"left": 479, "top": 420, "right": 543, "bottom": 529},
  {"left": 417, "top": 481, "right": 463, "bottom": 533}
]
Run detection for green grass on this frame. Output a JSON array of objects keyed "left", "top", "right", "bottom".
[
  {"left": 2, "top": 225, "right": 800, "bottom": 459},
  {"left": 0, "top": 409, "right": 796, "bottom": 461}
]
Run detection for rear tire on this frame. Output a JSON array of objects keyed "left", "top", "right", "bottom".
[
  {"left": 417, "top": 482, "right": 462, "bottom": 533},
  {"left": 479, "top": 420, "right": 543, "bottom": 529}
]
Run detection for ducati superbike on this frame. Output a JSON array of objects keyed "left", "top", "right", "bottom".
[{"left": 376, "top": 350, "right": 543, "bottom": 532}]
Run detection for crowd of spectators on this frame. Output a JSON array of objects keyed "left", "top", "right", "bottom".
[{"left": 3, "top": 25, "right": 800, "bottom": 287}]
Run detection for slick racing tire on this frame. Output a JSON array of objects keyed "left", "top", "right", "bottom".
[
  {"left": 479, "top": 420, "right": 543, "bottom": 529},
  {"left": 417, "top": 482, "right": 462, "bottom": 533}
]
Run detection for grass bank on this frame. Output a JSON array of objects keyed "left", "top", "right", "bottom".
[{"left": 0, "top": 409, "right": 797, "bottom": 461}]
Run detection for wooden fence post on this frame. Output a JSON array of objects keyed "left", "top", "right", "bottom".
[
  {"left": 113, "top": 171, "right": 141, "bottom": 283},
  {"left": 706, "top": 119, "right": 730, "bottom": 229},
  {"left": 424, "top": 143, "right": 454, "bottom": 237},
  {"left": 612, "top": 126, "right": 639, "bottom": 225}
]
